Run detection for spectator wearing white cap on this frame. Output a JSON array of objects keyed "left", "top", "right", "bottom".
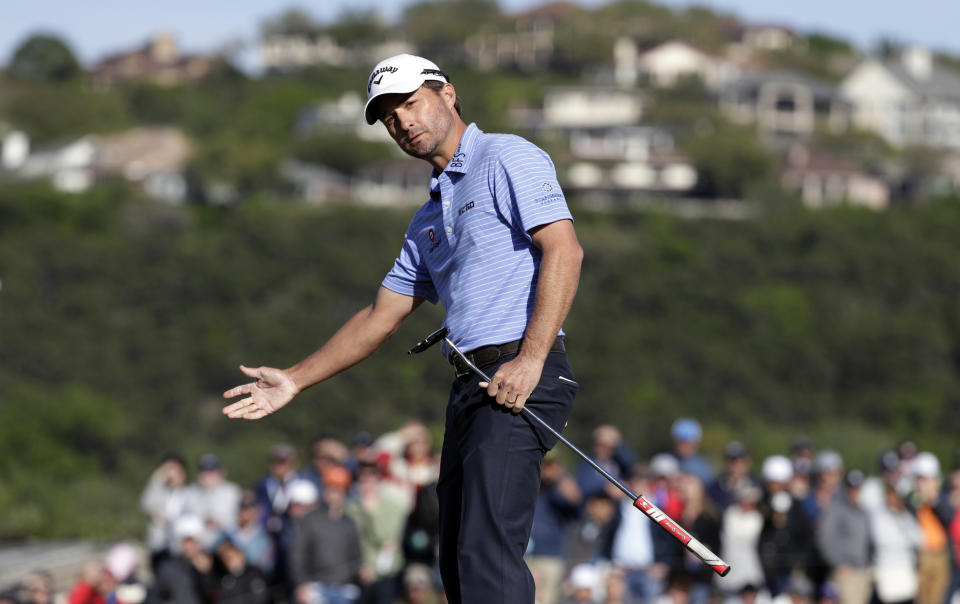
[
  {"left": 289, "top": 466, "right": 363, "bottom": 604},
  {"left": 758, "top": 455, "right": 814, "bottom": 598},
  {"left": 910, "top": 452, "right": 951, "bottom": 604},
  {"left": 287, "top": 479, "right": 320, "bottom": 519},
  {"left": 670, "top": 418, "right": 715, "bottom": 486},
  {"left": 560, "top": 563, "right": 600, "bottom": 604},
  {"left": 153, "top": 515, "right": 211, "bottom": 604}
]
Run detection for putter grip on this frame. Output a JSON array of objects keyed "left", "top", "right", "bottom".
[{"left": 633, "top": 496, "right": 730, "bottom": 577}]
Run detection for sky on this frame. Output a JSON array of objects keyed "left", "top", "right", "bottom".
[{"left": 1, "top": 0, "right": 958, "bottom": 71}]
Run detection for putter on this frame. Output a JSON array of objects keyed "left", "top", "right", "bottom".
[{"left": 409, "top": 327, "right": 731, "bottom": 577}]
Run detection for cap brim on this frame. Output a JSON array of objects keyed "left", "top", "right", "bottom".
[{"left": 364, "top": 79, "right": 427, "bottom": 125}]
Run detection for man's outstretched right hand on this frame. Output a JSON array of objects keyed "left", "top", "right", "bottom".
[{"left": 222, "top": 365, "right": 300, "bottom": 420}]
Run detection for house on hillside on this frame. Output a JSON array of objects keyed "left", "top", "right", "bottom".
[
  {"left": 562, "top": 125, "right": 697, "bottom": 195},
  {"left": 351, "top": 159, "right": 433, "bottom": 206},
  {"left": 781, "top": 147, "right": 889, "bottom": 209},
  {"left": 720, "top": 70, "right": 850, "bottom": 143},
  {"left": 615, "top": 39, "right": 740, "bottom": 90},
  {"left": 565, "top": 154, "right": 698, "bottom": 197},
  {"left": 465, "top": 1, "right": 576, "bottom": 72},
  {"left": 3, "top": 127, "right": 194, "bottom": 200},
  {"left": 840, "top": 47, "right": 960, "bottom": 150},
  {"left": 293, "top": 92, "right": 394, "bottom": 143},
  {"left": 14, "top": 137, "right": 97, "bottom": 193},
  {"left": 260, "top": 33, "right": 411, "bottom": 71},
  {"left": 91, "top": 32, "right": 212, "bottom": 87},
  {"left": 279, "top": 159, "right": 351, "bottom": 204},
  {"left": 740, "top": 24, "right": 800, "bottom": 52},
  {"left": 513, "top": 85, "right": 643, "bottom": 130},
  {"left": 1, "top": 130, "right": 29, "bottom": 171},
  {"left": 95, "top": 127, "right": 193, "bottom": 203},
  {"left": 568, "top": 125, "right": 675, "bottom": 162},
  {"left": 262, "top": 33, "right": 347, "bottom": 69}
]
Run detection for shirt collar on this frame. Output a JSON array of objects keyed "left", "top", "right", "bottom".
[{"left": 442, "top": 122, "right": 481, "bottom": 175}]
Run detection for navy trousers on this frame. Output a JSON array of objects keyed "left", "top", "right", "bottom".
[{"left": 437, "top": 349, "right": 578, "bottom": 604}]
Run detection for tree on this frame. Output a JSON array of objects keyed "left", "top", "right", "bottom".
[
  {"left": 685, "top": 123, "right": 779, "bottom": 199},
  {"left": 327, "top": 9, "right": 390, "bottom": 47},
  {"left": 292, "top": 132, "right": 395, "bottom": 176},
  {"left": 261, "top": 8, "right": 321, "bottom": 37},
  {"left": 401, "top": 0, "right": 504, "bottom": 61},
  {"left": 8, "top": 33, "right": 81, "bottom": 82}
]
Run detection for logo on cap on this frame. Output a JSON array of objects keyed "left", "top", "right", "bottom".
[{"left": 368, "top": 65, "right": 399, "bottom": 93}]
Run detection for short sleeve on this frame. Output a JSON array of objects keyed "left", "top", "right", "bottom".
[
  {"left": 495, "top": 138, "right": 573, "bottom": 236},
  {"left": 381, "top": 232, "right": 439, "bottom": 304}
]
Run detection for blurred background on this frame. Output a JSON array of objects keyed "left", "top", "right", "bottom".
[{"left": 2, "top": 0, "right": 960, "bottom": 602}]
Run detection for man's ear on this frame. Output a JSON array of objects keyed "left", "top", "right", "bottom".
[{"left": 442, "top": 83, "right": 457, "bottom": 110}]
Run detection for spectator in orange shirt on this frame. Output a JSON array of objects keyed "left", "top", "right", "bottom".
[{"left": 911, "top": 452, "right": 951, "bottom": 604}]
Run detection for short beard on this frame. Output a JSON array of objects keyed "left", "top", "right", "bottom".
[{"left": 402, "top": 108, "right": 453, "bottom": 160}]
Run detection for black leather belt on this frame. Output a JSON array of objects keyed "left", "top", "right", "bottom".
[{"left": 451, "top": 337, "right": 565, "bottom": 379}]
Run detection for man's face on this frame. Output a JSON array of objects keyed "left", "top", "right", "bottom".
[
  {"left": 199, "top": 468, "right": 223, "bottom": 488},
  {"left": 379, "top": 84, "right": 455, "bottom": 159}
]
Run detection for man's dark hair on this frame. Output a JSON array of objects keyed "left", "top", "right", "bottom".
[{"left": 422, "top": 80, "right": 462, "bottom": 117}]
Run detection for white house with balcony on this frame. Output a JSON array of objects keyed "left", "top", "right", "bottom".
[
  {"left": 720, "top": 70, "right": 849, "bottom": 143},
  {"left": 562, "top": 126, "right": 697, "bottom": 195},
  {"left": 618, "top": 39, "right": 740, "bottom": 90},
  {"left": 15, "top": 137, "right": 97, "bottom": 193},
  {"left": 537, "top": 86, "right": 644, "bottom": 129},
  {"left": 840, "top": 47, "right": 960, "bottom": 150}
]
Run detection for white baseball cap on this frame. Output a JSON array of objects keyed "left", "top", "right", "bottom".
[
  {"left": 912, "top": 451, "right": 941, "bottom": 479},
  {"left": 569, "top": 563, "right": 599, "bottom": 590},
  {"left": 762, "top": 455, "right": 794, "bottom": 483},
  {"left": 364, "top": 53, "right": 449, "bottom": 125},
  {"left": 287, "top": 479, "right": 319, "bottom": 505},
  {"left": 174, "top": 515, "right": 204, "bottom": 541}
]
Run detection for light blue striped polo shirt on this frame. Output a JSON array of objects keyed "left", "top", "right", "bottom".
[{"left": 382, "top": 123, "right": 573, "bottom": 356}]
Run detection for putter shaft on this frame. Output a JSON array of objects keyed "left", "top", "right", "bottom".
[{"left": 437, "top": 334, "right": 731, "bottom": 578}]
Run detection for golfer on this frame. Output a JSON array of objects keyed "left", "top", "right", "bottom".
[{"left": 223, "top": 53, "right": 583, "bottom": 604}]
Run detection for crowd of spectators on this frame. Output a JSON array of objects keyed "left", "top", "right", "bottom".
[
  {"left": 529, "top": 420, "right": 960, "bottom": 604},
  {"left": 3, "top": 417, "right": 960, "bottom": 604}
]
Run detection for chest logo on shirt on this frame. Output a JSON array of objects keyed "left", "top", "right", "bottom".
[
  {"left": 425, "top": 227, "right": 442, "bottom": 253},
  {"left": 458, "top": 201, "right": 475, "bottom": 216}
]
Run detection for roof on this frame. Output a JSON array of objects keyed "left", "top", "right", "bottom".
[
  {"left": 723, "top": 69, "right": 841, "bottom": 100},
  {"left": 885, "top": 62, "right": 960, "bottom": 102},
  {"left": 639, "top": 39, "right": 727, "bottom": 60}
]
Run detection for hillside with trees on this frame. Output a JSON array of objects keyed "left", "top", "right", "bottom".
[
  {"left": 1, "top": 185, "right": 959, "bottom": 538},
  {"left": 2, "top": 0, "right": 960, "bottom": 540}
]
